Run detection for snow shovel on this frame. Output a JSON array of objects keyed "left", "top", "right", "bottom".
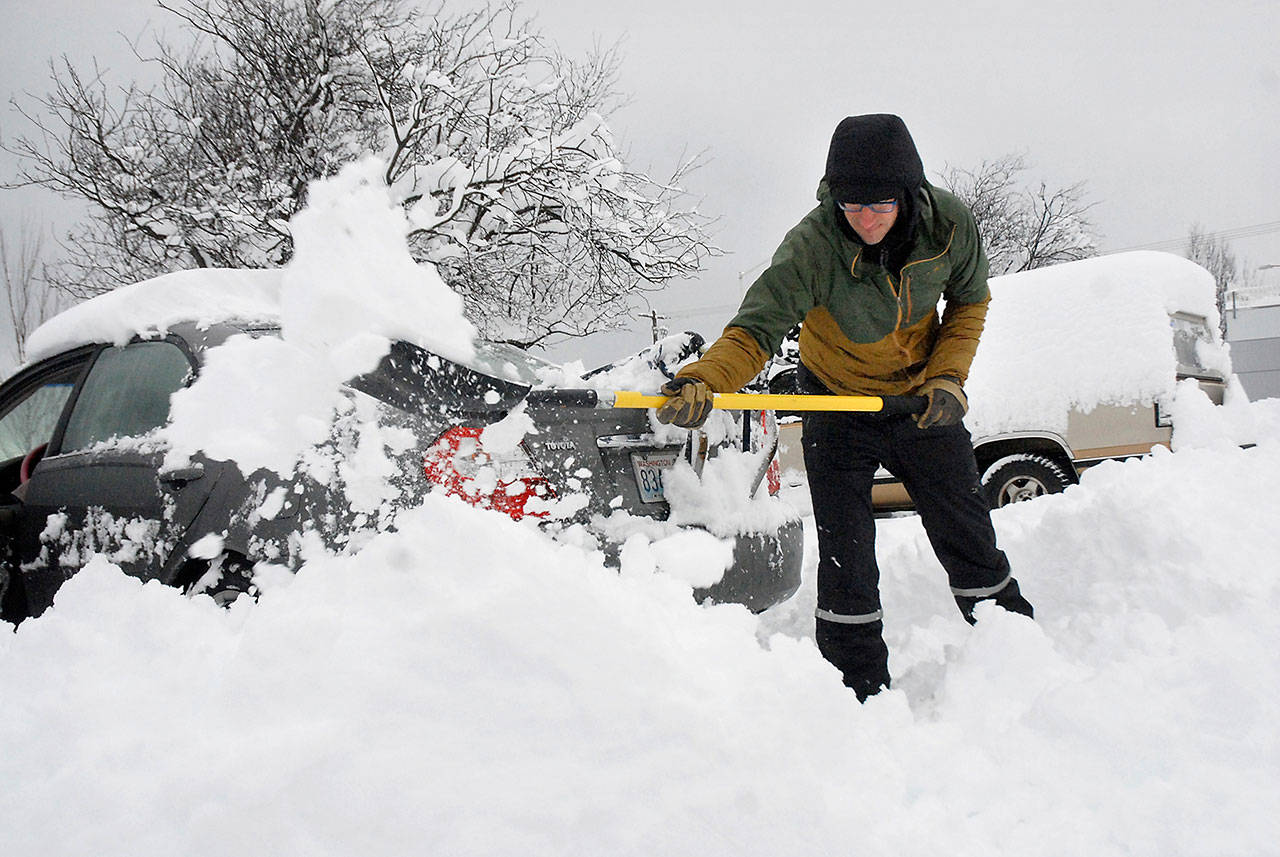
[{"left": 354, "top": 339, "right": 927, "bottom": 417}]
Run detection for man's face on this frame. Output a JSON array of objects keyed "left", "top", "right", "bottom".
[{"left": 842, "top": 203, "right": 898, "bottom": 245}]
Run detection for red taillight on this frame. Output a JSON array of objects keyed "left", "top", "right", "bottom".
[
  {"left": 766, "top": 457, "right": 782, "bottom": 495},
  {"left": 748, "top": 410, "right": 783, "bottom": 496},
  {"left": 423, "top": 426, "right": 555, "bottom": 520}
]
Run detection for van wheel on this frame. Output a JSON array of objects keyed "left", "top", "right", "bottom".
[
  {"left": 981, "top": 454, "right": 1071, "bottom": 508},
  {"left": 178, "top": 552, "right": 256, "bottom": 607}
]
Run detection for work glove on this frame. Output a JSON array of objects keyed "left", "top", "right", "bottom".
[
  {"left": 916, "top": 377, "right": 967, "bottom": 429},
  {"left": 655, "top": 377, "right": 714, "bottom": 429}
]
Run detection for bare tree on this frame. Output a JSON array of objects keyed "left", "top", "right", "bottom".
[
  {"left": 7, "top": 0, "right": 717, "bottom": 348},
  {"left": 7, "top": 1, "right": 399, "bottom": 294},
  {"left": 0, "top": 218, "right": 61, "bottom": 367},
  {"left": 939, "top": 154, "right": 1098, "bottom": 275},
  {"left": 1187, "top": 223, "right": 1259, "bottom": 340}
]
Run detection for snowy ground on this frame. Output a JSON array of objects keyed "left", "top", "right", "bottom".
[
  {"left": 3, "top": 398, "right": 1279, "bottom": 856},
  {"left": 4, "top": 160, "right": 1279, "bottom": 856}
]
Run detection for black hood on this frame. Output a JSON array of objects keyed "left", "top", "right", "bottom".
[
  {"left": 824, "top": 114, "right": 925, "bottom": 272},
  {"left": 824, "top": 114, "right": 924, "bottom": 205}
]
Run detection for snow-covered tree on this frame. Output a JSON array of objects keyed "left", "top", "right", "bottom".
[
  {"left": 7, "top": 0, "right": 716, "bottom": 347},
  {"left": 938, "top": 154, "right": 1098, "bottom": 275}
]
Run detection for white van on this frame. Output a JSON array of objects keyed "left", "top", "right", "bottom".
[{"left": 773, "top": 252, "right": 1234, "bottom": 509}]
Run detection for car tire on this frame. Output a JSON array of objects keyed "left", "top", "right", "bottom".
[
  {"left": 981, "top": 454, "right": 1071, "bottom": 508},
  {"left": 179, "top": 552, "right": 256, "bottom": 607}
]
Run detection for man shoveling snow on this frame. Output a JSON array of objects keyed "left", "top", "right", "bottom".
[{"left": 657, "top": 114, "right": 1034, "bottom": 700}]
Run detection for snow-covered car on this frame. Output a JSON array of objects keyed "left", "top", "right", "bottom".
[
  {"left": 0, "top": 270, "right": 802, "bottom": 623},
  {"left": 771, "top": 251, "right": 1238, "bottom": 509}
]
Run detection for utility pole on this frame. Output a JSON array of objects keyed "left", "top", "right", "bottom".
[{"left": 640, "top": 310, "right": 668, "bottom": 343}]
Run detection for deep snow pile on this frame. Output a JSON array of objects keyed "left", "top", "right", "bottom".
[{"left": 3, "top": 398, "right": 1279, "bottom": 857}]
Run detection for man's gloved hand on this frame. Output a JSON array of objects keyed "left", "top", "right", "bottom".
[
  {"left": 916, "top": 377, "right": 967, "bottom": 429},
  {"left": 655, "top": 377, "right": 714, "bottom": 429}
]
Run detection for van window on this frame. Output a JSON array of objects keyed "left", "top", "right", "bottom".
[
  {"left": 1169, "top": 313, "right": 1218, "bottom": 377},
  {"left": 59, "top": 341, "right": 193, "bottom": 452}
]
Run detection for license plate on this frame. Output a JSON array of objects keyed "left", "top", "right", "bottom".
[{"left": 631, "top": 451, "right": 679, "bottom": 503}]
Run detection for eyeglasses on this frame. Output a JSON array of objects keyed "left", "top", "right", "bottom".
[{"left": 838, "top": 200, "right": 898, "bottom": 214}]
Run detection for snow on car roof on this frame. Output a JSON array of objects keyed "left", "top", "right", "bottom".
[
  {"left": 965, "top": 250, "right": 1225, "bottom": 437},
  {"left": 24, "top": 267, "right": 285, "bottom": 364}
]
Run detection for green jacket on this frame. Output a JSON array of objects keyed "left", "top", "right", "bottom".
[{"left": 681, "top": 180, "right": 990, "bottom": 399}]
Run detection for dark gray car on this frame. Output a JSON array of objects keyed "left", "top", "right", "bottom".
[{"left": 0, "top": 321, "right": 801, "bottom": 623}]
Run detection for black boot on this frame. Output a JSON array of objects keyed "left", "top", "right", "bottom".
[
  {"left": 955, "top": 577, "right": 1034, "bottom": 625},
  {"left": 816, "top": 618, "right": 891, "bottom": 702}
]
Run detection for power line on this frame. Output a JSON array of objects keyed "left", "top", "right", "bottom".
[
  {"left": 1112, "top": 220, "right": 1280, "bottom": 253},
  {"left": 659, "top": 302, "right": 737, "bottom": 318}
]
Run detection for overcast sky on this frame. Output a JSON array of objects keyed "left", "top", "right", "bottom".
[{"left": 2, "top": 0, "right": 1277, "bottom": 364}]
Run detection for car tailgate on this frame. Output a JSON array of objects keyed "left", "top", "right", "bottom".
[{"left": 522, "top": 401, "right": 683, "bottom": 520}]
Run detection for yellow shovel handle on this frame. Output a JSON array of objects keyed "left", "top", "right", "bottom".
[{"left": 611, "top": 391, "right": 897, "bottom": 413}]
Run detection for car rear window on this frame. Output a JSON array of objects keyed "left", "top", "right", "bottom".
[{"left": 463, "top": 341, "right": 561, "bottom": 385}]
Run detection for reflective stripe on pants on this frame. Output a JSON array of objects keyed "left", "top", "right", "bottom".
[
  {"left": 815, "top": 607, "right": 884, "bottom": 625},
  {"left": 950, "top": 572, "right": 1012, "bottom": 599}
]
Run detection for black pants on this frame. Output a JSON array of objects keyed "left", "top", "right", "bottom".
[{"left": 799, "top": 367, "right": 1032, "bottom": 699}]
